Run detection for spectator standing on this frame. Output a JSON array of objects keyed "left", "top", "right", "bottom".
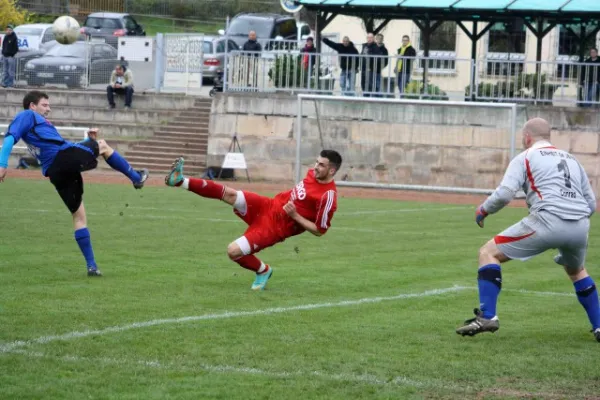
[
  {"left": 394, "top": 35, "right": 417, "bottom": 96},
  {"left": 301, "top": 37, "right": 318, "bottom": 87},
  {"left": 323, "top": 36, "right": 359, "bottom": 96},
  {"left": 375, "top": 34, "right": 389, "bottom": 97},
  {"left": 2, "top": 24, "right": 19, "bottom": 88},
  {"left": 106, "top": 64, "right": 134, "bottom": 110},
  {"left": 241, "top": 31, "right": 262, "bottom": 88},
  {"left": 580, "top": 48, "right": 600, "bottom": 107},
  {"left": 360, "top": 33, "right": 382, "bottom": 97}
]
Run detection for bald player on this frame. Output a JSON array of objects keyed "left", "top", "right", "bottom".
[{"left": 456, "top": 117, "right": 600, "bottom": 342}]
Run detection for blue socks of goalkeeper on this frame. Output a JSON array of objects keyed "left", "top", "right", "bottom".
[
  {"left": 106, "top": 151, "right": 141, "bottom": 183},
  {"left": 478, "top": 264, "right": 502, "bottom": 319},
  {"left": 574, "top": 276, "right": 600, "bottom": 330},
  {"left": 75, "top": 228, "right": 97, "bottom": 269}
]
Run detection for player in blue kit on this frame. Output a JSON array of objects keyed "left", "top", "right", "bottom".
[{"left": 0, "top": 91, "right": 149, "bottom": 276}]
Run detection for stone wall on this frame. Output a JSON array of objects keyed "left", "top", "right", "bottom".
[{"left": 208, "top": 92, "right": 600, "bottom": 194}]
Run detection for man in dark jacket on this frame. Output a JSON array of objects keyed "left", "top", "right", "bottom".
[
  {"left": 241, "top": 31, "right": 262, "bottom": 88},
  {"left": 580, "top": 47, "right": 600, "bottom": 107},
  {"left": 301, "top": 37, "right": 318, "bottom": 86},
  {"left": 323, "top": 36, "right": 359, "bottom": 95},
  {"left": 360, "top": 33, "right": 382, "bottom": 97},
  {"left": 395, "top": 35, "right": 417, "bottom": 96},
  {"left": 1, "top": 24, "right": 19, "bottom": 88}
]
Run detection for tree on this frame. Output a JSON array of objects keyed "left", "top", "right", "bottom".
[{"left": 0, "top": 0, "right": 29, "bottom": 28}]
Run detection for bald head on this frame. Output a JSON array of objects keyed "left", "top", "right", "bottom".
[{"left": 522, "top": 117, "right": 552, "bottom": 149}]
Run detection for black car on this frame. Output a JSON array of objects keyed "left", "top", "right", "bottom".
[
  {"left": 81, "top": 12, "right": 145, "bottom": 49},
  {"left": 219, "top": 13, "right": 309, "bottom": 50},
  {"left": 24, "top": 41, "right": 127, "bottom": 88}
]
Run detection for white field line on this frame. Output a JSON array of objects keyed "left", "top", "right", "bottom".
[
  {"left": 8, "top": 348, "right": 467, "bottom": 392},
  {"left": 0, "top": 286, "right": 576, "bottom": 356},
  {"left": 0, "top": 286, "right": 468, "bottom": 354}
]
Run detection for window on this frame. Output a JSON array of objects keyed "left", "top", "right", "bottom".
[
  {"left": 415, "top": 21, "right": 457, "bottom": 72},
  {"left": 556, "top": 25, "right": 599, "bottom": 78},
  {"left": 277, "top": 20, "right": 296, "bottom": 38},
  {"left": 84, "top": 17, "right": 122, "bottom": 30},
  {"left": 215, "top": 40, "right": 226, "bottom": 53},
  {"left": 485, "top": 21, "right": 527, "bottom": 76},
  {"left": 123, "top": 17, "right": 137, "bottom": 31},
  {"left": 42, "top": 29, "right": 55, "bottom": 43},
  {"left": 227, "top": 40, "right": 239, "bottom": 52}
]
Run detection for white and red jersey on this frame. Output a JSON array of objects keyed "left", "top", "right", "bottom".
[{"left": 274, "top": 169, "right": 338, "bottom": 235}]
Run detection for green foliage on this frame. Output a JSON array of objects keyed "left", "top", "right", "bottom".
[
  {"left": 403, "top": 79, "right": 449, "bottom": 100},
  {"left": 268, "top": 54, "right": 333, "bottom": 91},
  {"left": 466, "top": 73, "right": 554, "bottom": 102},
  {"left": 0, "top": 0, "right": 29, "bottom": 28}
]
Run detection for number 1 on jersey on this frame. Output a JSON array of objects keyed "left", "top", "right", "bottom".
[{"left": 557, "top": 159, "right": 572, "bottom": 188}]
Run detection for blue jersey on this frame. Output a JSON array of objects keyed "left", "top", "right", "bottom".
[{"left": 6, "top": 110, "right": 73, "bottom": 176}]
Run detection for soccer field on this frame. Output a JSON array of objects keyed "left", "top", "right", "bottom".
[{"left": 1, "top": 176, "right": 599, "bottom": 399}]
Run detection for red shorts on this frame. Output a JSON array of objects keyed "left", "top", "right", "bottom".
[{"left": 233, "top": 191, "right": 294, "bottom": 253}]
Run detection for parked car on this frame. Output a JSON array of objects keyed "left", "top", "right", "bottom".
[
  {"left": 23, "top": 41, "right": 127, "bottom": 88},
  {"left": 218, "top": 13, "right": 310, "bottom": 50},
  {"left": 80, "top": 12, "right": 145, "bottom": 49},
  {"left": 201, "top": 36, "right": 240, "bottom": 81}
]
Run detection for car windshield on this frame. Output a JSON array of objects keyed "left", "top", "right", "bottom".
[
  {"left": 227, "top": 18, "right": 273, "bottom": 37},
  {"left": 45, "top": 43, "right": 85, "bottom": 58},
  {"left": 14, "top": 28, "right": 44, "bottom": 36}
]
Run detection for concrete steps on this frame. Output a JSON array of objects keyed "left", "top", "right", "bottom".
[{"left": 121, "top": 96, "right": 212, "bottom": 175}]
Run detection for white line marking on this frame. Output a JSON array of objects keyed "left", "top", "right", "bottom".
[
  {"left": 0, "top": 285, "right": 576, "bottom": 355},
  {"left": 8, "top": 349, "right": 466, "bottom": 392},
  {"left": 0, "top": 286, "right": 467, "bottom": 353}
]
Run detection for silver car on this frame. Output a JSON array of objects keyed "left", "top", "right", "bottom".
[{"left": 202, "top": 36, "right": 240, "bottom": 81}]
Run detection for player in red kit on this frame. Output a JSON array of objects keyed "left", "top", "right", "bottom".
[{"left": 164, "top": 150, "right": 342, "bottom": 291}]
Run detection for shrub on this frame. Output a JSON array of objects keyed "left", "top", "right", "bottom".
[
  {"left": 404, "top": 80, "right": 449, "bottom": 100},
  {"left": 0, "top": 0, "right": 29, "bottom": 28}
]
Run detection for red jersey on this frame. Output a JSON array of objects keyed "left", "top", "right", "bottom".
[{"left": 273, "top": 169, "right": 338, "bottom": 235}]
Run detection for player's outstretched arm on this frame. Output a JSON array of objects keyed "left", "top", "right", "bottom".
[
  {"left": 283, "top": 201, "right": 323, "bottom": 236},
  {"left": 476, "top": 154, "right": 526, "bottom": 227},
  {"left": 0, "top": 135, "right": 15, "bottom": 182}
]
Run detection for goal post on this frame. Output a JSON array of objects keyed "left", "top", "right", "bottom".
[{"left": 295, "top": 94, "right": 520, "bottom": 195}]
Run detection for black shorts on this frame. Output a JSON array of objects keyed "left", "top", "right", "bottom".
[{"left": 47, "top": 139, "right": 100, "bottom": 214}]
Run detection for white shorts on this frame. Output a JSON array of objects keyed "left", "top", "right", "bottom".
[{"left": 495, "top": 211, "right": 589, "bottom": 270}]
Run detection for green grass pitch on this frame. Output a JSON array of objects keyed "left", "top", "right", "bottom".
[{"left": 1, "top": 177, "right": 599, "bottom": 399}]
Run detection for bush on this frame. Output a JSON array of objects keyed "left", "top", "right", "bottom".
[
  {"left": 404, "top": 80, "right": 449, "bottom": 100},
  {"left": 268, "top": 54, "right": 305, "bottom": 89},
  {"left": 466, "top": 73, "right": 553, "bottom": 101},
  {"left": 0, "top": 0, "right": 29, "bottom": 28}
]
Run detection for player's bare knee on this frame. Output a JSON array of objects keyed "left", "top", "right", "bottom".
[
  {"left": 564, "top": 265, "right": 587, "bottom": 281},
  {"left": 97, "top": 139, "right": 114, "bottom": 158},
  {"left": 227, "top": 242, "right": 243, "bottom": 260},
  {"left": 478, "top": 240, "right": 501, "bottom": 265}
]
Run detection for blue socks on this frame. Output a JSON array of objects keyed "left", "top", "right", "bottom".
[
  {"left": 75, "top": 228, "right": 97, "bottom": 269},
  {"left": 574, "top": 276, "right": 600, "bottom": 330},
  {"left": 478, "top": 264, "right": 502, "bottom": 319},
  {"left": 106, "top": 151, "right": 141, "bottom": 183}
]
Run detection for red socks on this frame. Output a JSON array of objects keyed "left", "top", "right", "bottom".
[
  {"left": 235, "top": 255, "right": 269, "bottom": 273},
  {"left": 188, "top": 178, "right": 225, "bottom": 200}
]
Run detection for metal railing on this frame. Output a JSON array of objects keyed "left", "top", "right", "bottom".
[{"left": 223, "top": 49, "right": 600, "bottom": 106}]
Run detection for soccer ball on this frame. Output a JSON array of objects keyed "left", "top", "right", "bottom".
[{"left": 52, "top": 16, "right": 81, "bottom": 45}]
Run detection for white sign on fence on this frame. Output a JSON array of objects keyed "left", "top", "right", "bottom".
[
  {"left": 162, "top": 34, "right": 205, "bottom": 92},
  {"left": 221, "top": 152, "right": 248, "bottom": 170},
  {"left": 118, "top": 37, "right": 153, "bottom": 62}
]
